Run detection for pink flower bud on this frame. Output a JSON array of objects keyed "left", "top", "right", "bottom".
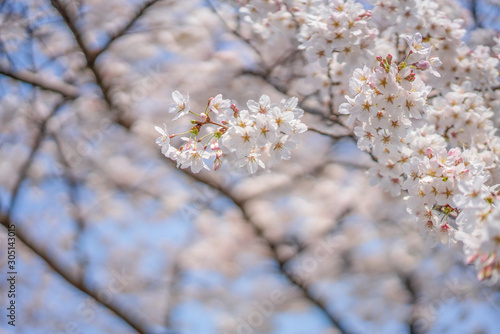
[
  {"left": 440, "top": 224, "right": 450, "bottom": 233},
  {"left": 210, "top": 141, "right": 220, "bottom": 151},
  {"left": 425, "top": 147, "right": 434, "bottom": 158},
  {"left": 414, "top": 60, "right": 431, "bottom": 71},
  {"left": 199, "top": 113, "right": 208, "bottom": 122},
  {"left": 358, "top": 10, "right": 372, "bottom": 19},
  {"left": 405, "top": 71, "right": 416, "bottom": 81},
  {"left": 466, "top": 253, "right": 480, "bottom": 264},
  {"left": 213, "top": 158, "right": 222, "bottom": 171}
]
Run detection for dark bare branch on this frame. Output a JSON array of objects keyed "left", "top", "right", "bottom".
[
  {"left": 205, "top": 0, "right": 264, "bottom": 62},
  {"left": 0, "top": 214, "right": 149, "bottom": 334},
  {"left": 178, "top": 171, "right": 352, "bottom": 334},
  {"left": 8, "top": 99, "right": 67, "bottom": 217},
  {"left": 53, "top": 134, "right": 90, "bottom": 280},
  {"left": 399, "top": 273, "right": 419, "bottom": 334},
  {"left": 0, "top": 66, "right": 79, "bottom": 99},
  {"left": 91, "top": 0, "right": 162, "bottom": 64},
  {"left": 308, "top": 125, "right": 354, "bottom": 140},
  {"left": 50, "top": 0, "right": 133, "bottom": 129},
  {"left": 164, "top": 257, "right": 182, "bottom": 331},
  {"left": 47, "top": 2, "right": 353, "bottom": 329}
]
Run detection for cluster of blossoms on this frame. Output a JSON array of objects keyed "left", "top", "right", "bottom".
[
  {"left": 342, "top": 32, "right": 500, "bottom": 283},
  {"left": 238, "top": 0, "right": 297, "bottom": 41},
  {"left": 453, "top": 45, "right": 500, "bottom": 90},
  {"left": 370, "top": 0, "right": 424, "bottom": 31},
  {"left": 339, "top": 34, "right": 437, "bottom": 196},
  {"left": 368, "top": 0, "right": 467, "bottom": 87},
  {"left": 454, "top": 172, "right": 500, "bottom": 282},
  {"left": 155, "top": 92, "right": 307, "bottom": 174},
  {"left": 427, "top": 83, "right": 495, "bottom": 149},
  {"left": 233, "top": 0, "right": 480, "bottom": 110},
  {"left": 402, "top": 147, "right": 483, "bottom": 246},
  {"left": 424, "top": 83, "right": 500, "bottom": 280},
  {"left": 297, "top": 0, "right": 377, "bottom": 67},
  {"left": 390, "top": 1, "right": 500, "bottom": 92},
  {"left": 401, "top": 135, "right": 500, "bottom": 282},
  {"left": 370, "top": 0, "right": 464, "bottom": 36},
  {"left": 233, "top": 0, "right": 499, "bottom": 101},
  {"left": 155, "top": 0, "right": 500, "bottom": 283}
]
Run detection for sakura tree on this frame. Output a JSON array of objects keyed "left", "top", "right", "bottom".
[{"left": 1, "top": 0, "right": 500, "bottom": 333}]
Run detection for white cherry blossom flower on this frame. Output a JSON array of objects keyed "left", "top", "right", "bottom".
[
  {"left": 238, "top": 151, "right": 265, "bottom": 174},
  {"left": 405, "top": 32, "right": 431, "bottom": 55},
  {"left": 178, "top": 142, "right": 210, "bottom": 173},
  {"left": 209, "top": 94, "right": 231, "bottom": 114},
  {"left": 168, "top": 91, "right": 190, "bottom": 120},
  {"left": 247, "top": 94, "right": 272, "bottom": 114},
  {"left": 155, "top": 124, "right": 170, "bottom": 153},
  {"left": 270, "top": 135, "right": 297, "bottom": 163}
]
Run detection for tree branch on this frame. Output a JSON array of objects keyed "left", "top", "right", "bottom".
[
  {"left": 179, "top": 171, "right": 352, "bottom": 334},
  {"left": 53, "top": 134, "right": 90, "bottom": 281},
  {"left": 308, "top": 125, "right": 354, "bottom": 141},
  {"left": 90, "top": 0, "right": 161, "bottom": 65},
  {"left": 8, "top": 99, "right": 67, "bottom": 217},
  {"left": 164, "top": 257, "right": 182, "bottom": 331},
  {"left": 469, "top": 0, "right": 482, "bottom": 29},
  {"left": 50, "top": 0, "right": 133, "bottom": 129},
  {"left": 0, "top": 214, "right": 149, "bottom": 334},
  {"left": 399, "top": 273, "right": 419, "bottom": 334},
  {"left": 47, "top": 2, "right": 352, "bottom": 329},
  {"left": 0, "top": 66, "right": 79, "bottom": 99},
  {"left": 205, "top": 0, "right": 264, "bottom": 62},
  {"left": 240, "top": 69, "right": 335, "bottom": 121}
]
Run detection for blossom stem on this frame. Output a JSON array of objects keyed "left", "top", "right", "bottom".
[
  {"left": 404, "top": 51, "right": 413, "bottom": 63},
  {"left": 189, "top": 110, "right": 200, "bottom": 117},
  {"left": 170, "top": 130, "right": 192, "bottom": 138},
  {"left": 208, "top": 121, "right": 228, "bottom": 130},
  {"left": 197, "top": 132, "right": 215, "bottom": 143}
]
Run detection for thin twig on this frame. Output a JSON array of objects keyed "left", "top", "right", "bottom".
[
  {"left": 50, "top": 0, "right": 133, "bottom": 129},
  {"left": 205, "top": 0, "right": 264, "bottom": 62},
  {"left": 53, "top": 134, "right": 89, "bottom": 282},
  {"left": 8, "top": 99, "right": 67, "bottom": 217},
  {"left": 307, "top": 125, "right": 354, "bottom": 140},
  {"left": 90, "top": 0, "right": 162, "bottom": 65}
]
